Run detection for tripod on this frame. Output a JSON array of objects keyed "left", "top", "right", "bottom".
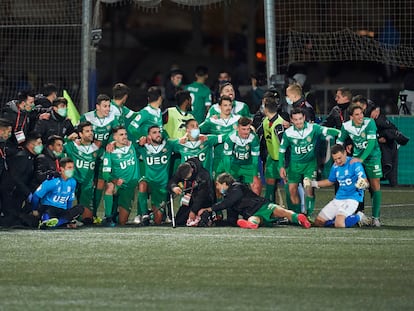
[{"left": 399, "top": 95, "right": 411, "bottom": 115}]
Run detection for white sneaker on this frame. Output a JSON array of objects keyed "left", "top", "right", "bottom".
[
  {"left": 372, "top": 217, "right": 381, "bottom": 227},
  {"left": 357, "top": 211, "right": 370, "bottom": 227},
  {"left": 132, "top": 215, "right": 142, "bottom": 225},
  {"left": 164, "top": 216, "right": 172, "bottom": 224}
]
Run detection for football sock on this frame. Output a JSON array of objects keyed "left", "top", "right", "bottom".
[
  {"left": 290, "top": 203, "right": 302, "bottom": 214},
  {"left": 56, "top": 218, "right": 69, "bottom": 227},
  {"left": 324, "top": 219, "right": 335, "bottom": 227},
  {"left": 291, "top": 213, "right": 298, "bottom": 224},
  {"left": 265, "top": 184, "right": 276, "bottom": 202},
  {"left": 345, "top": 215, "right": 360, "bottom": 227},
  {"left": 103, "top": 194, "right": 113, "bottom": 218},
  {"left": 306, "top": 196, "right": 315, "bottom": 217},
  {"left": 138, "top": 192, "right": 148, "bottom": 216},
  {"left": 93, "top": 188, "right": 104, "bottom": 216},
  {"left": 372, "top": 191, "right": 382, "bottom": 218},
  {"left": 298, "top": 183, "right": 305, "bottom": 212}
]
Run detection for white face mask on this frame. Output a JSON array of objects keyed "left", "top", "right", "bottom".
[
  {"left": 64, "top": 169, "right": 74, "bottom": 178},
  {"left": 190, "top": 128, "right": 200, "bottom": 139}
]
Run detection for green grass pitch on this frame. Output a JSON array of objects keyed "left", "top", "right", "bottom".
[{"left": 0, "top": 186, "right": 413, "bottom": 311}]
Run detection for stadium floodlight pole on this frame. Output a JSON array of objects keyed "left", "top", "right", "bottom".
[
  {"left": 264, "top": 0, "right": 277, "bottom": 87},
  {"left": 80, "top": 0, "right": 92, "bottom": 114}
]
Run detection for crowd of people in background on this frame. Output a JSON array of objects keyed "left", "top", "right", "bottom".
[{"left": 0, "top": 66, "right": 409, "bottom": 230}]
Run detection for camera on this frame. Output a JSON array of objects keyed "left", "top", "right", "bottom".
[{"left": 91, "top": 29, "right": 102, "bottom": 46}]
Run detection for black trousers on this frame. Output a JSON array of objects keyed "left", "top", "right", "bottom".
[{"left": 43, "top": 205, "right": 84, "bottom": 224}]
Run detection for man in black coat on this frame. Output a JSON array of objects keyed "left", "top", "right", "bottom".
[
  {"left": 197, "top": 173, "right": 311, "bottom": 229},
  {"left": 0, "top": 132, "right": 43, "bottom": 227},
  {"left": 168, "top": 157, "right": 214, "bottom": 226},
  {"left": 34, "top": 135, "right": 64, "bottom": 186},
  {"left": 34, "top": 97, "right": 76, "bottom": 144}
]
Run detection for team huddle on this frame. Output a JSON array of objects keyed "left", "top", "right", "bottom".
[{"left": 0, "top": 78, "right": 383, "bottom": 230}]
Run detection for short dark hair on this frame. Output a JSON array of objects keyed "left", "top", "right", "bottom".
[
  {"left": 112, "top": 83, "right": 130, "bottom": 100},
  {"left": 352, "top": 95, "right": 368, "bottom": 106},
  {"left": 46, "top": 135, "right": 64, "bottom": 147},
  {"left": 175, "top": 90, "right": 191, "bottom": 106},
  {"left": 17, "top": 90, "right": 35, "bottom": 102},
  {"left": 219, "top": 95, "right": 232, "bottom": 106},
  {"left": 77, "top": 121, "right": 92, "bottom": 134},
  {"left": 348, "top": 103, "right": 364, "bottom": 115},
  {"left": 331, "top": 144, "right": 345, "bottom": 155},
  {"left": 25, "top": 132, "right": 42, "bottom": 145},
  {"left": 185, "top": 118, "right": 197, "bottom": 128},
  {"left": 59, "top": 157, "right": 74, "bottom": 168},
  {"left": 195, "top": 65, "right": 208, "bottom": 76},
  {"left": 112, "top": 125, "right": 126, "bottom": 135},
  {"left": 290, "top": 107, "right": 304, "bottom": 117},
  {"left": 0, "top": 118, "right": 12, "bottom": 128},
  {"left": 42, "top": 83, "right": 58, "bottom": 97},
  {"left": 147, "top": 125, "right": 160, "bottom": 134},
  {"left": 216, "top": 172, "right": 235, "bottom": 186},
  {"left": 147, "top": 86, "right": 162, "bottom": 103},
  {"left": 52, "top": 97, "right": 67, "bottom": 106},
  {"left": 96, "top": 94, "right": 111, "bottom": 105},
  {"left": 176, "top": 162, "right": 192, "bottom": 180},
  {"left": 238, "top": 117, "right": 252, "bottom": 127}
]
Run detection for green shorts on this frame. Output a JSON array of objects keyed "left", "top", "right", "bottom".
[
  {"left": 140, "top": 178, "right": 168, "bottom": 207},
  {"left": 265, "top": 155, "right": 281, "bottom": 179},
  {"left": 287, "top": 160, "right": 317, "bottom": 184},
  {"left": 253, "top": 203, "right": 278, "bottom": 225},
  {"left": 363, "top": 158, "right": 383, "bottom": 179},
  {"left": 116, "top": 182, "right": 136, "bottom": 213},
  {"left": 231, "top": 165, "right": 258, "bottom": 184}
]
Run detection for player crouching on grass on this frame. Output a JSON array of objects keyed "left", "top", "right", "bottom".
[
  {"left": 31, "top": 157, "right": 84, "bottom": 229},
  {"left": 303, "top": 144, "right": 371, "bottom": 228},
  {"left": 197, "top": 173, "right": 311, "bottom": 229}
]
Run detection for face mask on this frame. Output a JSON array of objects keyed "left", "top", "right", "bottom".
[
  {"left": 0, "top": 131, "right": 11, "bottom": 142},
  {"left": 260, "top": 104, "right": 265, "bottom": 113},
  {"left": 25, "top": 103, "right": 35, "bottom": 112},
  {"left": 190, "top": 128, "right": 200, "bottom": 139},
  {"left": 64, "top": 169, "right": 74, "bottom": 178},
  {"left": 57, "top": 108, "right": 68, "bottom": 117},
  {"left": 53, "top": 151, "right": 62, "bottom": 157},
  {"left": 33, "top": 144, "right": 43, "bottom": 155},
  {"left": 285, "top": 97, "right": 293, "bottom": 105},
  {"left": 220, "top": 188, "right": 227, "bottom": 195}
]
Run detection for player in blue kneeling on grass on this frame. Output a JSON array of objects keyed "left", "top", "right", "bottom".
[
  {"left": 304, "top": 144, "right": 370, "bottom": 228},
  {"left": 31, "top": 157, "right": 84, "bottom": 229}
]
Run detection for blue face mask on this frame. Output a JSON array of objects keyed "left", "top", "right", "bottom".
[
  {"left": 220, "top": 188, "right": 227, "bottom": 195},
  {"left": 285, "top": 97, "right": 293, "bottom": 105},
  {"left": 190, "top": 128, "right": 200, "bottom": 139}
]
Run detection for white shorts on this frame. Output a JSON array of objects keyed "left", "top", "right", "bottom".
[{"left": 318, "top": 199, "right": 359, "bottom": 221}]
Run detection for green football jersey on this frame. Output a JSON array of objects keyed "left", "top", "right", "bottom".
[
  {"left": 175, "top": 135, "right": 222, "bottom": 173},
  {"left": 199, "top": 115, "right": 240, "bottom": 160},
  {"left": 128, "top": 105, "right": 163, "bottom": 141},
  {"left": 136, "top": 139, "right": 176, "bottom": 186},
  {"left": 223, "top": 131, "right": 260, "bottom": 167},
  {"left": 102, "top": 144, "right": 139, "bottom": 185},
  {"left": 279, "top": 122, "right": 339, "bottom": 168},
  {"left": 110, "top": 100, "right": 137, "bottom": 128},
  {"left": 185, "top": 82, "right": 212, "bottom": 124},
  {"left": 337, "top": 117, "right": 382, "bottom": 161},
  {"left": 80, "top": 110, "right": 119, "bottom": 146},
  {"left": 206, "top": 100, "right": 251, "bottom": 118},
  {"left": 64, "top": 141, "right": 102, "bottom": 184}
]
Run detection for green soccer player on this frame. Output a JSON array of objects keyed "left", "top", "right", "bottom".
[
  {"left": 199, "top": 95, "right": 241, "bottom": 178},
  {"left": 278, "top": 107, "right": 340, "bottom": 218},
  {"left": 64, "top": 121, "right": 102, "bottom": 224},
  {"left": 175, "top": 119, "right": 222, "bottom": 175},
  {"left": 80, "top": 94, "right": 120, "bottom": 218},
  {"left": 185, "top": 65, "right": 212, "bottom": 124},
  {"left": 110, "top": 82, "right": 137, "bottom": 129},
  {"left": 134, "top": 126, "right": 178, "bottom": 225},
  {"left": 337, "top": 103, "right": 383, "bottom": 227},
  {"left": 102, "top": 126, "right": 140, "bottom": 226},
  {"left": 128, "top": 86, "right": 164, "bottom": 142},
  {"left": 223, "top": 117, "right": 261, "bottom": 195}
]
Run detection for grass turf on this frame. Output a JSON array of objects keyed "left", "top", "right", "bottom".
[{"left": 0, "top": 186, "right": 413, "bottom": 311}]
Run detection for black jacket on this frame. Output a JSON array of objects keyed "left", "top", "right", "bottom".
[
  {"left": 321, "top": 102, "right": 351, "bottom": 129},
  {"left": 34, "top": 148, "right": 60, "bottom": 186},
  {"left": 0, "top": 147, "right": 37, "bottom": 198},
  {"left": 34, "top": 110, "right": 75, "bottom": 143},
  {"left": 168, "top": 157, "right": 214, "bottom": 213},
  {"left": 211, "top": 182, "right": 268, "bottom": 226},
  {"left": 293, "top": 96, "right": 316, "bottom": 122}
]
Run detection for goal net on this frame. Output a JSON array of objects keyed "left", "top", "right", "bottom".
[
  {"left": 0, "top": 0, "right": 82, "bottom": 106},
  {"left": 275, "top": 0, "right": 414, "bottom": 70}
]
